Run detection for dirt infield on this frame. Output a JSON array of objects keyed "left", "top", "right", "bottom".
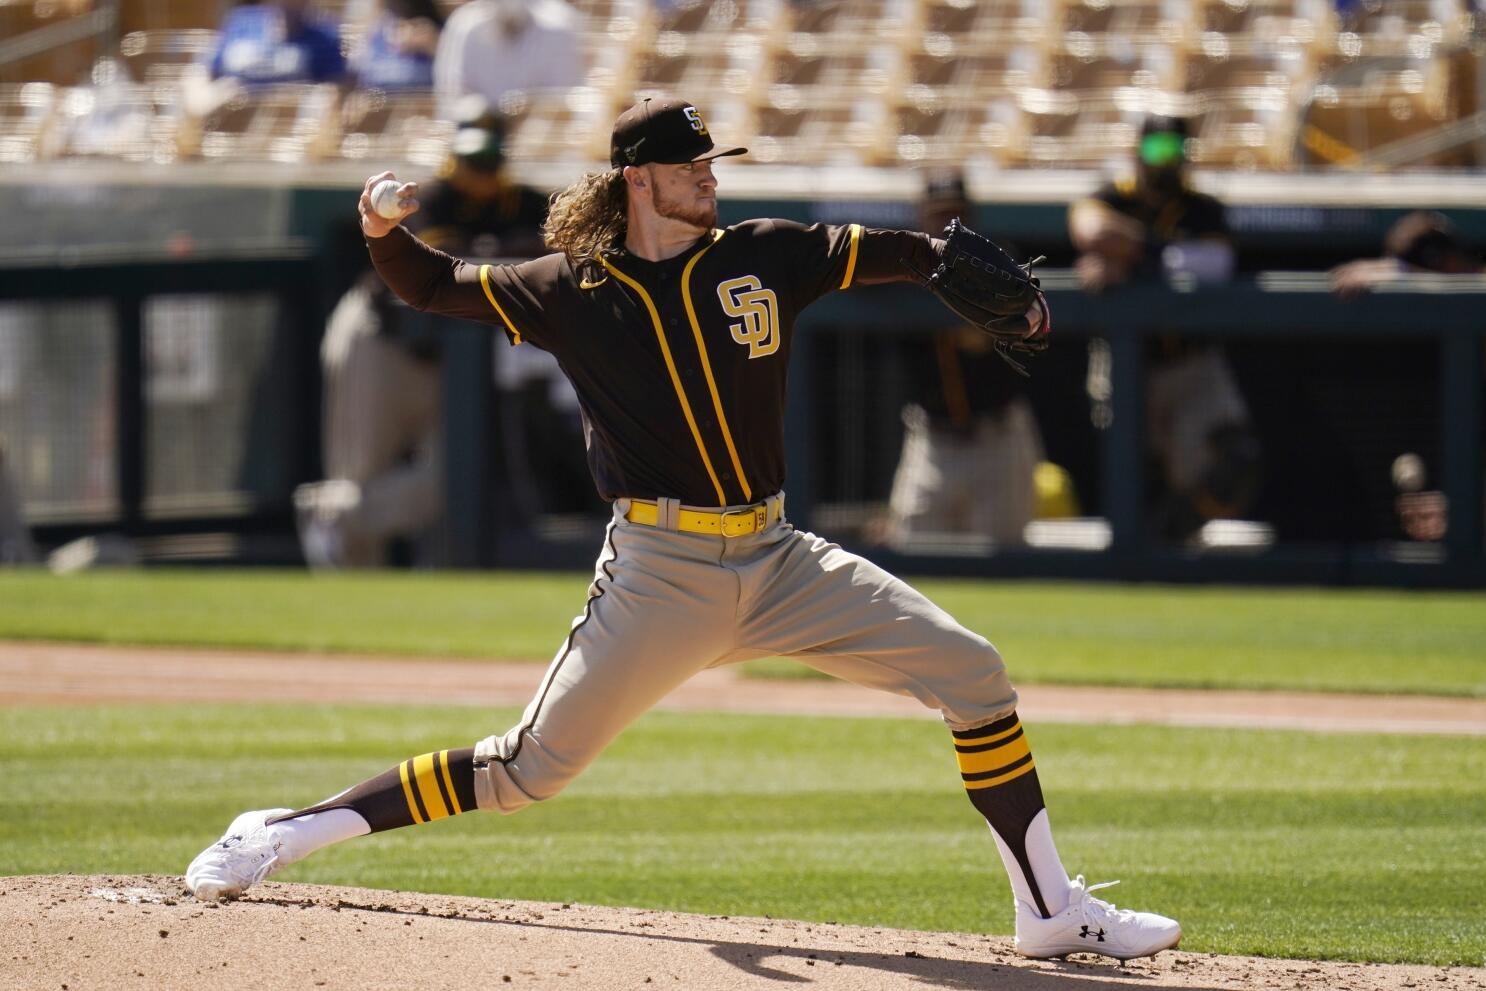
[
  {"left": 4, "top": 641, "right": 1486, "bottom": 734},
  {"left": 5, "top": 874, "right": 1483, "bottom": 991}
]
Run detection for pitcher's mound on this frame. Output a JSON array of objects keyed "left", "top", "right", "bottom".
[{"left": 3, "top": 874, "right": 1477, "bottom": 990}]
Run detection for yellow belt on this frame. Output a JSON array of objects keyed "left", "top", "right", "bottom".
[{"left": 625, "top": 497, "right": 784, "bottom": 537}]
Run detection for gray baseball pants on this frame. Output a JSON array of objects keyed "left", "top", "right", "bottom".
[
  {"left": 888, "top": 397, "right": 1045, "bottom": 546},
  {"left": 473, "top": 494, "right": 1019, "bottom": 814}
]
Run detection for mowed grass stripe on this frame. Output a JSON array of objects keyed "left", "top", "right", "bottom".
[
  {"left": 0, "top": 570, "right": 1483, "bottom": 695},
  {"left": 1, "top": 703, "right": 1481, "bottom": 966}
]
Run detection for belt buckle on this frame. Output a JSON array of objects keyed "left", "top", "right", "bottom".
[{"left": 720, "top": 504, "right": 765, "bottom": 537}]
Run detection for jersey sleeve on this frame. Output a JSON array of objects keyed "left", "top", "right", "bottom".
[
  {"left": 366, "top": 225, "right": 555, "bottom": 347},
  {"left": 760, "top": 219, "right": 938, "bottom": 305}
]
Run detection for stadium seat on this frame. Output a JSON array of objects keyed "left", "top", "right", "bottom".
[
  {"left": 1179, "top": 37, "right": 1314, "bottom": 93},
  {"left": 332, "top": 88, "right": 453, "bottom": 169},
  {"left": 0, "top": 82, "right": 60, "bottom": 163},
  {"left": 1327, "top": 0, "right": 1468, "bottom": 59},
  {"left": 1299, "top": 59, "right": 1466, "bottom": 167},
  {"left": 499, "top": 88, "right": 614, "bottom": 163},
  {"left": 118, "top": 30, "right": 220, "bottom": 88},
  {"left": 183, "top": 82, "right": 340, "bottom": 163},
  {"left": 1187, "top": 86, "right": 1296, "bottom": 168},
  {"left": 785, "top": 0, "right": 907, "bottom": 51},
  {"left": 1056, "top": 0, "right": 1179, "bottom": 40},
  {"left": 906, "top": 47, "right": 1041, "bottom": 100},
  {"left": 0, "top": 1, "right": 104, "bottom": 86},
  {"left": 1013, "top": 87, "right": 1140, "bottom": 167},
  {"left": 919, "top": 0, "right": 1044, "bottom": 51},
  {"left": 5, "top": 0, "right": 1476, "bottom": 171},
  {"left": 748, "top": 99, "right": 890, "bottom": 166},
  {"left": 52, "top": 59, "right": 167, "bottom": 162}
]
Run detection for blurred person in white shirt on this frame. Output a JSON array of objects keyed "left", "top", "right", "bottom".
[{"left": 433, "top": 0, "right": 584, "bottom": 120}]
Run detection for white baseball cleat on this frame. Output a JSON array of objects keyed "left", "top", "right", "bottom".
[
  {"left": 185, "top": 809, "right": 294, "bottom": 901},
  {"left": 1014, "top": 875, "right": 1181, "bottom": 961}
]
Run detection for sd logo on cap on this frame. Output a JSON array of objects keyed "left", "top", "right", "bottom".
[{"left": 610, "top": 97, "right": 748, "bottom": 169}]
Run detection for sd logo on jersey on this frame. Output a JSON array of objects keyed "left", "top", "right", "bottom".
[{"left": 717, "top": 276, "right": 779, "bottom": 359}]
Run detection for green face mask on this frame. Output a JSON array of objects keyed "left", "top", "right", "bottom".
[{"left": 1139, "top": 131, "right": 1186, "bottom": 167}]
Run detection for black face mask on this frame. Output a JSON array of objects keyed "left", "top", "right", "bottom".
[{"left": 1146, "top": 166, "right": 1184, "bottom": 197}]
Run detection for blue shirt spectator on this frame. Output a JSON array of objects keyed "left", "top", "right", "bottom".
[
  {"left": 209, "top": 1, "right": 346, "bottom": 85},
  {"left": 350, "top": 0, "right": 444, "bottom": 90}
]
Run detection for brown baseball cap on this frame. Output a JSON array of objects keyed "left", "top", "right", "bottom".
[{"left": 609, "top": 97, "right": 747, "bottom": 169}]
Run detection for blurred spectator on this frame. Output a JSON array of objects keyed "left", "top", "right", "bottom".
[
  {"left": 295, "top": 265, "right": 440, "bottom": 568},
  {"left": 177, "top": 0, "right": 347, "bottom": 153},
  {"left": 207, "top": 0, "right": 346, "bottom": 86},
  {"left": 0, "top": 436, "right": 38, "bottom": 564},
  {"left": 349, "top": 0, "right": 445, "bottom": 91},
  {"left": 63, "top": 57, "right": 149, "bottom": 158},
  {"left": 1391, "top": 452, "right": 1448, "bottom": 542},
  {"left": 883, "top": 170, "right": 1045, "bottom": 548},
  {"left": 1069, "top": 114, "right": 1262, "bottom": 542},
  {"left": 1333, "top": 213, "right": 1484, "bottom": 544},
  {"left": 294, "top": 102, "right": 558, "bottom": 568},
  {"left": 429, "top": 99, "right": 600, "bottom": 524},
  {"left": 433, "top": 0, "right": 584, "bottom": 119},
  {"left": 1330, "top": 210, "right": 1484, "bottom": 299},
  {"left": 412, "top": 97, "right": 549, "bottom": 259}
]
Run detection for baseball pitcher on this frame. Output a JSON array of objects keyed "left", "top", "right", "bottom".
[{"left": 187, "top": 97, "right": 1180, "bottom": 962}]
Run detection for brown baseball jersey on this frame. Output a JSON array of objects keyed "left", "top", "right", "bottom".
[{"left": 369, "top": 220, "right": 939, "bottom": 506}]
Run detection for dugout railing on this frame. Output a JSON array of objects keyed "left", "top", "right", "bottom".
[
  {"left": 782, "top": 273, "right": 1486, "bottom": 587},
  {"left": 0, "top": 244, "right": 322, "bottom": 561},
  {"left": 0, "top": 250, "right": 1482, "bottom": 586},
  {"left": 439, "top": 270, "right": 1485, "bottom": 586}
]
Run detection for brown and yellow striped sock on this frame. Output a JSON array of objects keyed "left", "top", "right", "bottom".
[
  {"left": 953, "top": 713, "right": 1060, "bottom": 918},
  {"left": 269, "top": 747, "right": 478, "bottom": 833}
]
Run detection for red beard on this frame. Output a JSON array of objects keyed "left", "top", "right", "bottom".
[{"left": 652, "top": 185, "right": 717, "bottom": 230}]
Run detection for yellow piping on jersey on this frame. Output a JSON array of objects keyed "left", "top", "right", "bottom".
[
  {"left": 840, "top": 223, "right": 861, "bottom": 289},
  {"left": 479, "top": 264, "right": 523, "bottom": 345},
  {"left": 681, "top": 230, "right": 751, "bottom": 503},
  {"left": 600, "top": 255, "right": 729, "bottom": 505}
]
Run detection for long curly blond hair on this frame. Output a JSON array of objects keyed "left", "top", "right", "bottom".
[{"left": 543, "top": 169, "right": 628, "bottom": 263}]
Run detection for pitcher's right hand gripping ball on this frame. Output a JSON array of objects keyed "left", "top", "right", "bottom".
[
  {"left": 922, "top": 219, "right": 1051, "bottom": 375},
  {"left": 359, "top": 172, "right": 419, "bottom": 237}
]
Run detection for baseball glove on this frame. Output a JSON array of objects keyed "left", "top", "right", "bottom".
[{"left": 918, "top": 219, "right": 1051, "bottom": 375}]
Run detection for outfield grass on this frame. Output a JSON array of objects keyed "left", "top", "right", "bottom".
[
  {"left": 2, "top": 702, "right": 1482, "bottom": 966},
  {"left": 1, "top": 569, "right": 1483, "bottom": 695}
]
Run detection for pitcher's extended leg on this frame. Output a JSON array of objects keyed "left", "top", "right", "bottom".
[
  {"left": 732, "top": 525, "right": 1179, "bottom": 959},
  {"left": 187, "top": 518, "right": 736, "bottom": 900},
  {"left": 733, "top": 525, "right": 1072, "bottom": 916},
  {"left": 952, "top": 714, "right": 1069, "bottom": 918}
]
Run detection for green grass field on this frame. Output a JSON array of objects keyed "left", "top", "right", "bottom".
[
  {"left": 1, "top": 703, "right": 1481, "bottom": 966},
  {"left": 0, "top": 569, "right": 1483, "bottom": 695}
]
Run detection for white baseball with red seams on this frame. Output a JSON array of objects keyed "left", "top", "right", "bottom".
[{"left": 370, "top": 179, "right": 404, "bottom": 220}]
